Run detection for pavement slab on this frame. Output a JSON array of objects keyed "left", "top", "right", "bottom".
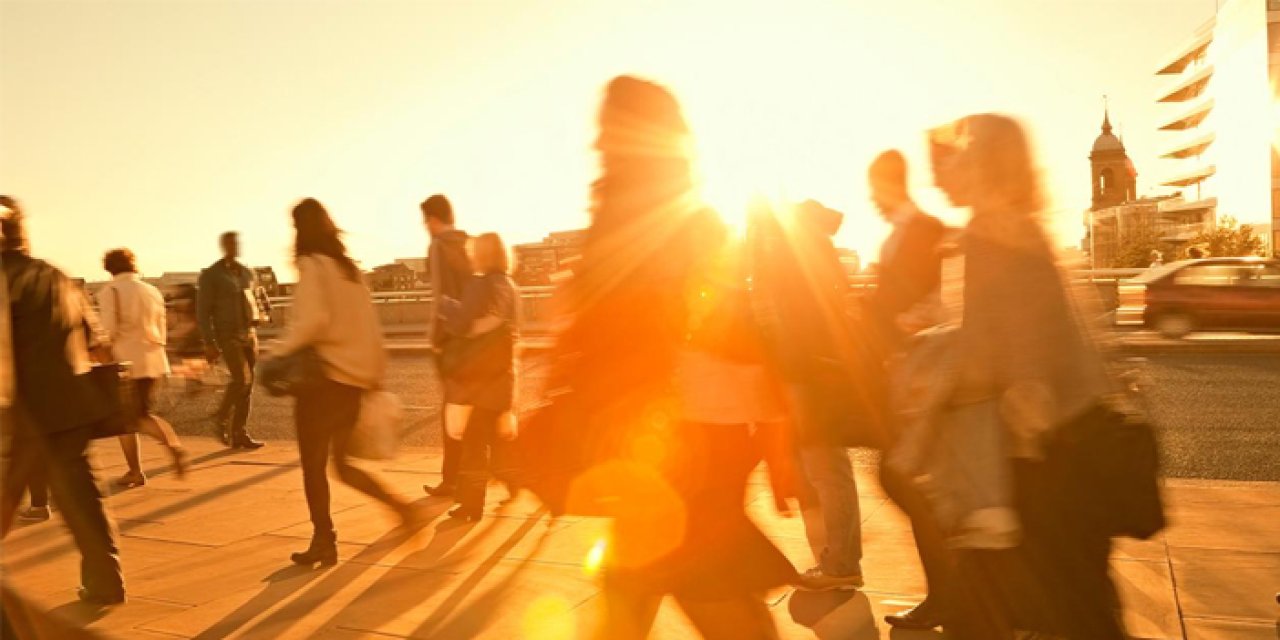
[{"left": 5, "top": 437, "right": 1280, "bottom": 639}]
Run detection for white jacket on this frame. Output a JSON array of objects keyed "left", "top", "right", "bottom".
[{"left": 101, "top": 273, "right": 170, "bottom": 379}]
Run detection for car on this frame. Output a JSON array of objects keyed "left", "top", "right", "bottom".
[{"left": 1115, "top": 257, "right": 1280, "bottom": 338}]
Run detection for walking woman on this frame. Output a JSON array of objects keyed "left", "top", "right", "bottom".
[
  {"left": 100, "top": 248, "right": 187, "bottom": 487},
  {"left": 928, "top": 114, "right": 1122, "bottom": 638},
  {"left": 269, "top": 198, "right": 414, "bottom": 567},
  {"left": 542, "top": 76, "right": 796, "bottom": 640},
  {"left": 441, "top": 232, "right": 518, "bottom": 523}
]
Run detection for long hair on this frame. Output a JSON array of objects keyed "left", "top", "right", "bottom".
[
  {"left": 955, "top": 113, "right": 1045, "bottom": 215},
  {"left": 291, "top": 198, "right": 360, "bottom": 282}
]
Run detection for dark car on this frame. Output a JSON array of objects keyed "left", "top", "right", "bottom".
[{"left": 1116, "top": 257, "right": 1280, "bottom": 337}]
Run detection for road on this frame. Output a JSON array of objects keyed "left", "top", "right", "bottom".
[{"left": 155, "top": 349, "right": 1280, "bottom": 482}]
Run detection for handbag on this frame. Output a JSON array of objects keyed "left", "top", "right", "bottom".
[
  {"left": 438, "top": 322, "right": 513, "bottom": 380},
  {"left": 348, "top": 389, "right": 403, "bottom": 460},
  {"left": 257, "top": 346, "right": 325, "bottom": 397},
  {"left": 87, "top": 362, "right": 137, "bottom": 439}
]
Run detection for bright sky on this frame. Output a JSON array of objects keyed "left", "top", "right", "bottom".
[{"left": 1, "top": 0, "right": 1216, "bottom": 280}]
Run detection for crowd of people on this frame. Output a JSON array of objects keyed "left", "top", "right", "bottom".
[{"left": 0, "top": 73, "right": 1155, "bottom": 640}]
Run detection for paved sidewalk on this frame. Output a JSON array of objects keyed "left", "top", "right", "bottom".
[{"left": 2, "top": 438, "right": 1277, "bottom": 639}]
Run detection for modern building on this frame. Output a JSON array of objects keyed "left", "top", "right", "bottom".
[
  {"left": 513, "top": 230, "right": 587, "bottom": 286},
  {"left": 1153, "top": 0, "right": 1279, "bottom": 253}
]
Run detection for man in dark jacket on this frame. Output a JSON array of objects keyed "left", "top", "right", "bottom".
[
  {"left": 420, "top": 194, "right": 471, "bottom": 497},
  {"left": 864, "top": 150, "right": 953, "bottom": 632},
  {"left": 0, "top": 196, "right": 125, "bottom": 605},
  {"left": 197, "top": 231, "right": 265, "bottom": 449}
]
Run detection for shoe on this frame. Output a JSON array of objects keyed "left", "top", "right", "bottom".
[
  {"left": 290, "top": 533, "right": 338, "bottom": 567},
  {"left": 448, "top": 506, "right": 482, "bottom": 523},
  {"left": 169, "top": 445, "right": 189, "bottom": 480},
  {"left": 214, "top": 419, "right": 231, "bottom": 445},
  {"left": 795, "top": 566, "right": 864, "bottom": 591},
  {"left": 884, "top": 601, "right": 945, "bottom": 630},
  {"left": 231, "top": 435, "right": 265, "bottom": 450},
  {"left": 423, "top": 483, "right": 455, "bottom": 498},
  {"left": 114, "top": 471, "right": 147, "bottom": 488},
  {"left": 17, "top": 506, "right": 50, "bottom": 522},
  {"left": 77, "top": 586, "right": 126, "bottom": 606}
]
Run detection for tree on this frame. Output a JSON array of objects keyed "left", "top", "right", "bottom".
[
  {"left": 1114, "top": 223, "right": 1162, "bottom": 268},
  {"left": 1191, "top": 216, "right": 1266, "bottom": 258}
]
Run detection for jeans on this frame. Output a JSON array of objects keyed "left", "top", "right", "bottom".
[
  {"left": 295, "top": 378, "right": 403, "bottom": 538},
  {"left": 880, "top": 463, "right": 954, "bottom": 614},
  {"left": 215, "top": 334, "right": 257, "bottom": 438},
  {"left": 456, "top": 407, "right": 504, "bottom": 512},
  {"left": 2, "top": 418, "right": 123, "bottom": 597},
  {"left": 799, "top": 445, "right": 862, "bottom": 576}
]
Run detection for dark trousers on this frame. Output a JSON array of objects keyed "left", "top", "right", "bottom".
[
  {"left": 879, "top": 464, "right": 955, "bottom": 615},
  {"left": 295, "top": 378, "right": 403, "bottom": 539},
  {"left": 456, "top": 408, "right": 516, "bottom": 512},
  {"left": 215, "top": 334, "right": 257, "bottom": 437},
  {"left": 27, "top": 465, "right": 48, "bottom": 509},
  {"left": 2, "top": 416, "right": 123, "bottom": 597},
  {"left": 950, "top": 461, "right": 1125, "bottom": 640}
]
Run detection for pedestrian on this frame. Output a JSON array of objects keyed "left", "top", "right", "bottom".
[
  {"left": 420, "top": 194, "right": 472, "bottom": 499},
  {"left": 862, "top": 149, "right": 956, "bottom": 631},
  {"left": 197, "top": 231, "right": 266, "bottom": 449},
  {"left": 752, "top": 198, "right": 875, "bottom": 592},
  {"left": 539, "top": 75, "right": 796, "bottom": 640},
  {"left": 1148, "top": 249, "right": 1164, "bottom": 268},
  {"left": 439, "top": 232, "right": 519, "bottom": 522},
  {"left": 100, "top": 248, "right": 188, "bottom": 488},
  {"left": 927, "top": 114, "right": 1123, "bottom": 639},
  {"left": 1187, "top": 246, "right": 1206, "bottom": 259},
  {"left": 267, "top": 198, "right": 415, "bottom": 567},
  {"left": 0, "top": 196, "right": 125, "bottom": 605}
]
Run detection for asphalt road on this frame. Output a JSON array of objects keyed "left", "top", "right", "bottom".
[{"left": 155, "top": 350, "right": 1279, "bottom": 482}]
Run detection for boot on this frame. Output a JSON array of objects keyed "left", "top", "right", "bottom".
[{"left": 291, "top": 530, "right": 338, "bottom": 567}]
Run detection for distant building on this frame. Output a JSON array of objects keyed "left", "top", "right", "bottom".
[
  {"left": 252, "top": 267, "right": 280, "bottom": 296},
  {"left": 513, "top": 230, "right": 587, "bottom": 285},
  {"left": 1152, "top": 0, "right": 1278, "bottom": 253},
  {"left": 367, "top": 262, "right": 419, "bottom": 291},
  {"left": 836, "top": 248, "right": 862, "bottom": 276},
  {"left": 1083, "top": 109, "right": 1214, "bottom": 268}
]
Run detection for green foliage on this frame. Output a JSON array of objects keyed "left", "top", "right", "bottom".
[
  {"left": 1114, "top": 224, "right": 1162, "bottom": 268},
  {"left": 1191, "top": 216, "right": 1266, "bottom": 259}
]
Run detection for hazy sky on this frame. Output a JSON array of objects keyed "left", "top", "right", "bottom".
[{"left": 1, "top": 0, "right": 1216, "bottom": 280}]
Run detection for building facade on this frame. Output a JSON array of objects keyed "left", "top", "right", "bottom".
[
  {"left": 513, "top": 230, "right": 587, "bottom": 286},
  {"left": 1154, "top": 0, "right": 1279, "bottom": 254}
]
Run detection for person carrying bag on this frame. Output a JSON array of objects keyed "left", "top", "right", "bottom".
[{"left": 260, "top": 198, "right": 414, "bottom": 568}]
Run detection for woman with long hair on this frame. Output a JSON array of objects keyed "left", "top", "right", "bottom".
[
  {"left": 439, "top": 232, "right": 519, "bottom": 522},
  {"left": 99, "top": 247, "right": 188, "bottom": 488},
  {"left": 928, "top": 114, "right": 1122, "bottom": 638},
  {"left": 269, "top": 198, "right": 414, "bottom": 567},
  {"left": 540, "top": 76, "right": 795, "bottom": 639}
]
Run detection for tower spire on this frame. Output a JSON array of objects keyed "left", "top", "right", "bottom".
[{"left": 1102, "top": 95, "right": 1113, "bottom": 135}]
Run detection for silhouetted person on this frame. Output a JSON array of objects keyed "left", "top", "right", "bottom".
[
  {"left": 1187, "top": 246, "right": 1206, "bottom": 259},
  {"left": 100, "top": 248, "right": 188, "bottom": 487},
  {"left": 441, "top": 232, "right": 519, "bottom": 522},
  {"left": 544, "top": 76, "right": 795, "bottom": 640},
  {"left": 930, "top": 114, "right": 1123, "bottom": 639},
  {"left": 863, "top": 150, "right": 955, "bottom": 631},
  {"left": 197, "top": 231, "right": 265, "bottom": 449},
  {"left": 0, "top": 196, "right": 125, "bottom": 605},
  {"left": 420, "top": 195, "right": 471, "bottom": 498},
  {"left": 269, "top": 199, "right": 415, "bottom": 566}
]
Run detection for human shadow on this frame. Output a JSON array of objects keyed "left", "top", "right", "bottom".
[
  {"left": 788, "top": 589, "right": 881, "bottom": 640},
  {"left": 189, "top": 564, "right": 323, "bottom": 640}
]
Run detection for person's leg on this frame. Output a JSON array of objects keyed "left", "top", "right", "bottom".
[
  {"left": 43, "top": 426, "right": 123, "bottom": 600},
  {"left": 594, "top": 577, "right": 663, "bottom": 640},
  {"left": 212, "top": 338, "right": 243, "bottom": 440},
  {"left": 27, "top": 465, "right": 48, "bottom": 509},
  {"left": 454, "top": 408, "right": 498, "bottom": 517},
  {"left": 113, "top": 434, "right": 145, "bottom": 487},
  {"left": 880, "top": 462, "right": 955, "bottom": 626},
  {"left": 676, "top": 594, "right": 779, "bottom": 640},
  {"left": 328, "top": 383, "right": 410, "bottom": 519},
  {"left": 231, "top": 337, "right": 259, "bottom": 442},
  {"left": 2, "top": 428, "right": 39, "bottom": 535},
  {"left": 294, "top": 388, "right": 336, "bottom": 544},
  {"left": 799, "top": 444, "right": 862, "bottom": 580}
]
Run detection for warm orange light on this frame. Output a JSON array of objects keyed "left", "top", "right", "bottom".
[
  {"left": 521, "top": 594, "right": 575, "bottom": 639},
  {"left": 583, "top": 538, "right": 607, "bottom": 577}
]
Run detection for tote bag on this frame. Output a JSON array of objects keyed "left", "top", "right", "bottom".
[{"left": 348, "top": 389, "right": 402, "bottom": 460}]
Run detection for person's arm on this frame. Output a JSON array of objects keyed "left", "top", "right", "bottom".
[
  {"left": 442, "top": 276, "right": 492, "bottom": 337},
  {"left": 99, "top": 284, "right": 120, "bottom": 344},
  {"left": 272, "top": 257, "right": 328, "bottom": 357},
  {"left": 196, "top": 269, "right": 218, "bottom": 349}
]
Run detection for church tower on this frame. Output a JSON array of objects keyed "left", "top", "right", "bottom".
[{"left": 1090, "top": 107, "right": 1137, "bottom": 210}]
